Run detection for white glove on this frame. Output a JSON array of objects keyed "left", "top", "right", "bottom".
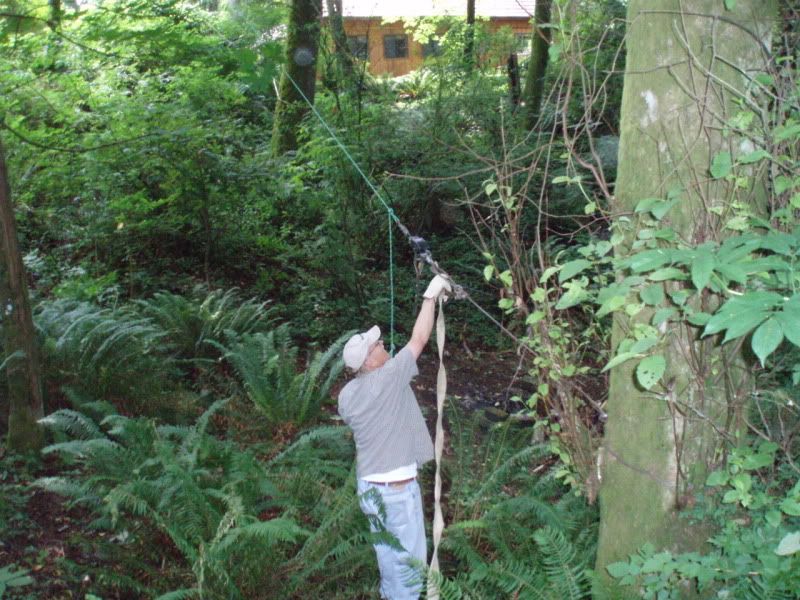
[{"left": 423, "top": 274, "right": 452, "bottom": 299}]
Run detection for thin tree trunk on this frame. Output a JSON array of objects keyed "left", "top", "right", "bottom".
[
  {"left": 272, "top": 0, "right": 322, "bottom": 157},
  {"left": 523, "top": 0, "right": 551, "bottom": 129},
  {"left": 594, "top": 0, "right": 778, "bottom": 594},
  {"left": 0, "top": 138, "right": 44, "bottom": 452},
  {"left": 464, "top": 0, "right": 475, "bottom": 69},
  {"left": 48, "top": 0, "right": 62, "bottom": 27},
  {"left": 325, "top": 0, "right": 354, "bottom": 83},
  {"left": 507, "top": 52, "right": 521, "bottom": 107}
]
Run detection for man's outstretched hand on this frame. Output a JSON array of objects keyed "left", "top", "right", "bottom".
[{"left": 423, "top": 274, "right": 452, "bottom": 300}]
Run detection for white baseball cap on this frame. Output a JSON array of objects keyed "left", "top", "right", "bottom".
[{"left": 343, "top": 325, "right": 381, "bottom": 371}]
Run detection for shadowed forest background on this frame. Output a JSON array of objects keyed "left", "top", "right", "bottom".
[{"left": 0, "top": 0, "right": 798, "bottom": 598}]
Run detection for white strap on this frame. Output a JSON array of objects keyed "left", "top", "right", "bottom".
[{"left": 427, "top": 296, "right": 447, "bottom": 599}]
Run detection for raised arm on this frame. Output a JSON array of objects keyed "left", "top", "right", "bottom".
[
  {"left": 404, "top": 275, "right": 451, "bottom": 360},
  {"left": 405, "top": 297, "right": 436, "bottom": 360}
]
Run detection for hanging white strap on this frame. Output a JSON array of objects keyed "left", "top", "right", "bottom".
[{"left": 427, "top": 296, "right": 447, "bottom": 599}]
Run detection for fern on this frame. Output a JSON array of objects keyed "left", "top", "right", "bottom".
[
  {"left": 35, "top": 299, "right": 173, "bottom": 400},
  {"left": 37, "top": 396, "right": 303, "bottom": 598},
  {"left": 135, "top": 287, "right": 274, "bottom": 363},
  {"left": 221, "top": 327, "right": 347, "bottom": 427},
  {"left": 534, "top": 526, "right": 591, "bottom": 599}
]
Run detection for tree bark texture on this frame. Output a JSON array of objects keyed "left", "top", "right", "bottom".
[
  {"left": 272, "top": 0, "right": 322, "bottom": 156},
  {"left": 0, "top": 139, "right": 44, "bottom": 452},
  {"left": 523, "top": 0, "right": 551, "bottom": 129},
  {"left": 594, "top": 0, "right": 778, "bottom": 595}
]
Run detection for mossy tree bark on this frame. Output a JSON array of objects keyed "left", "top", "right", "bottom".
[
  {"left": 523, "top": 0, "right": 551, "bottom": 129},
  {"left": 594, "top": 0, "right": 778, "bottom": 595},
  {"left": 272, "top": 0, "right": 322, "bottom": 157},
  {"left": 0, "top": 138, "right": 44, "bottom": 452}
]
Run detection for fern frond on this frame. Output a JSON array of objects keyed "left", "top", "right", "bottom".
[
  {"left": 533, "top": 526, "right": 591, "bottom": 599},
  {"left": 39, "top": 409, "right": 103, "bottom": 440}
]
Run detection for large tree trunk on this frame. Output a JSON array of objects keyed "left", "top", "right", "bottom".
[
  {"left": 272, "top": 0, "right": 322, "bottom": 157},
  {"left": 523, "top": 0, "right": 551, "bottom": 129},
  {"left": 0, "top": 138, "right": 44, "bottom": 452},
  {"left": 594, "top": 1, "right": 778, "bottom": 595}
]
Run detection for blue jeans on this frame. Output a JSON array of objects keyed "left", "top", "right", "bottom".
[{"left": 358, "top": 478, "right": 426, "bottom": 600}]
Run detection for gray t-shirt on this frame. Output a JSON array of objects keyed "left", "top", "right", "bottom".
[{"left": 338, "top": 347, "right": 434, "bottom": 479}]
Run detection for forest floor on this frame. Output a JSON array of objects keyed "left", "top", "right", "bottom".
[{"left": 1, "top": 350, "right": 530, "bottom": 600}]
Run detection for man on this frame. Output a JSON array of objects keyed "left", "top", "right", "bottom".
[{"left": 338, "top": 274, "right": 451, "bottom": 600}]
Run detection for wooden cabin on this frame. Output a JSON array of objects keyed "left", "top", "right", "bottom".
[{"left": 325, "top": 0, "right": 535, "bottom": 77}]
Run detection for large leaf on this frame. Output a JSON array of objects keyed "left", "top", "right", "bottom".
[
  {"left": 751, "top": 318, "right": 783, "bottom": 366},
  {"left": 710, "top": 152, "right": 732, "bottom": 178},
  {"left": 626, "top": 249, "right": 673, "bottom": 273},
  {"left": 558, "top": 259, "right": 592, "bottom": 283},
  {"left": 775, "top": 532, "right": 800, "bottom": 556},
  {"left": 691, "top": 249, "right": 714, "bottom": 291},
  {"left": 776, "top": 295, "right": 800, "bottom": 346},
  {"left": 636, "top": 355, "right": 665, "bottom": 390}
]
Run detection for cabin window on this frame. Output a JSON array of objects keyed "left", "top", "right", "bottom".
[
  {"left": 347, "top": 35, "right": 368, "bottom": 60},
  {"left": 383, "top": 34, "right": 408, "bottom": 59},
  {"left": 422, "top": 39, "right": 441, "bottom": 58}
]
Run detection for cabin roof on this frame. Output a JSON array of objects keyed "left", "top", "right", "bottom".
[{"left": 324, "top": 1, "right": 535, "bottom": 19}]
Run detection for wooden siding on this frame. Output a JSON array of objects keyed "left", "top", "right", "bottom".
[{"left": 342, "top": 18, "right": 531, "bottom": 77}]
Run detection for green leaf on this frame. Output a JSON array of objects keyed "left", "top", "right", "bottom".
[
  {"left": 555, "top": 283, "right": 588, "bottom": 310},
  {"left": 558, "top": 259, "right": 592, "bottom": 283},
  {"left": 739, "top": 149, "right": 770, "bottom": 164},
  {"left": 686, "top": 312, "right": 711, "bottom": 327},
  {"left": 774, "top": 175, "right": 794, "bottom": 196},
  {"left": 636, "top": 355, "right": 666, "bottom": 390},
  {"left": 774, "top": 121, "right": 800, "bottom": 143},
  {"left": 724, "top": 0, "right": 736, "bottom": 9},
  {"left": 691, "top": 250, "right": 714, "bottom": 291},
  {"left": 652, "top": 308, "right": 677, "bottom": 327},
  {"left": 776, "top": 532, "right": 800, "bottom": 556},
  {"left": 541, "top": 266, "right": 560, "bottom": 283},
  {"left": 780, "top": 498, "right": 800, "bottom": 517},
  {"left": 498, "top": 270, "right": 513, "bottom": 288},
  {"left": 525, "top": 310, "right": 545, "bottom": 325},
  {"left": 602, "top": 352, "right": 640, "bottom": 372},
  {"left": 705, "top": 470, "right": 729, "bottom": 487},
  {"left": 751, "top": 318, "right": 784, "bottom": 366},
  {"left": 630, "top": 337, "right": 658, "bottom": 354},
  {"left": 596, "top": 295, "right": 627, "bottom": 318},
  {"left": 627, "top": 249, "right": 673, "bottom": 273},
  {"left": 640, "top": 284, "right": 664, "bottom": 306},
  {"left": 776, "top": 296, "right": 800, "bottom": 346},
  {"left": 606, "top": 562, "right": 631, "bottom": 578},
  {"left": 765, "top": 510, "right": 782, "bottom": 528},
  {"left": 648, "top": 267, "right": 687, "bottom": 281},
  {"left": 483, "top": 265, "right": 494, "bottom": 281},
  {"left": 635, "top": 198, "right": 675, "bottom": 220},
  {"left": 548, "top": 42, "right": 562, "bottom": 62},
  {"left": 710, "top": 152, "right": 733, "bottom": 178},
  {"left": 498, "top": 298, "right": 514, "bottom": 310}
]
